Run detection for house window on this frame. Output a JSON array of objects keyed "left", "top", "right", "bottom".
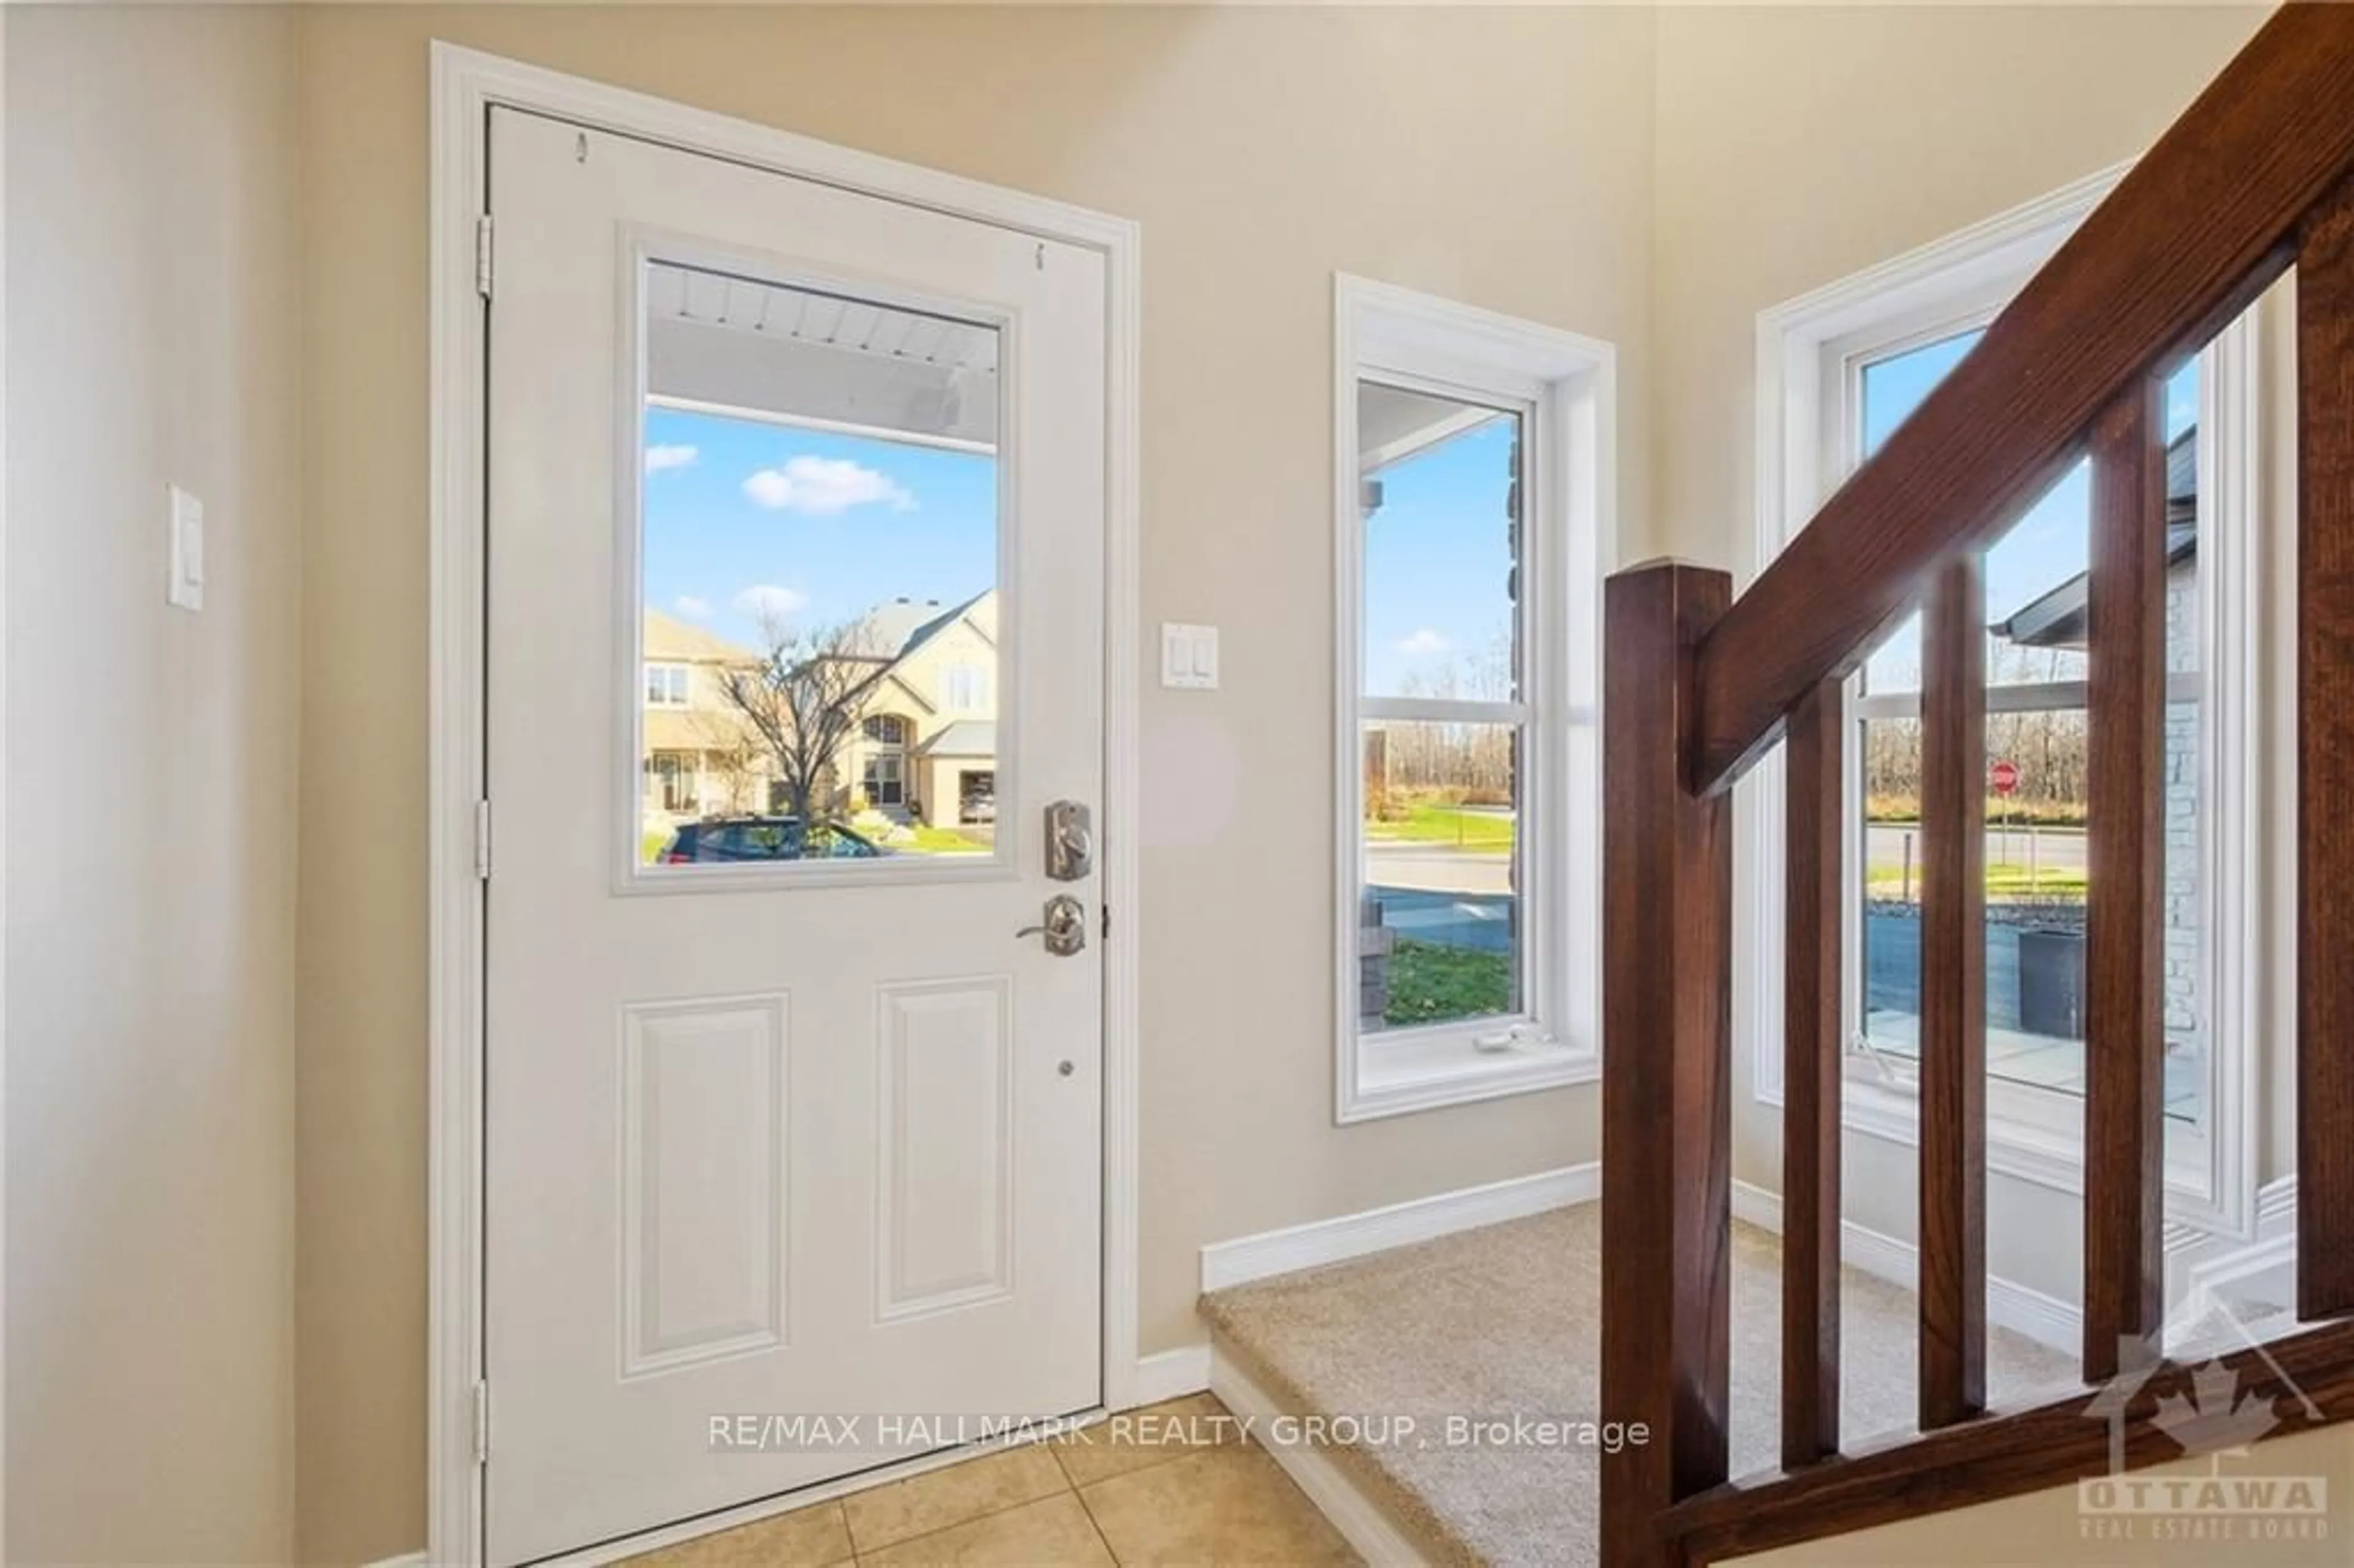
[
  {"left": 863, "top": 714, "right": 907, "bottom": 746},
  {"left": 1333, "top": 276, "right": 1611, "bottom": 1123},
  {"left": 944, "top": 663, "right": 991, "bottom": 714},
  {"left": 1748, "top": 167, "right": 2264, "bottom": 1233},
  {"left": 646, "top": 662, "right": 691, "bottom": 707},
  {"left": 863, "top": 752, "right": 905, "bottom": 808},
  {"left": 650, "top": 750, "right": 699, "bottom": 813}
]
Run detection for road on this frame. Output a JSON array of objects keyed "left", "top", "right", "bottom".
[
  {"left": 1363, "top": 841, "right": 1512, "bottom": 894},
  {"left": 1367, "top": 828, "right": 2084, "bottom": 886},
  {"left": 1866, "top": 822, "right": 2085, "bottom": 872}
]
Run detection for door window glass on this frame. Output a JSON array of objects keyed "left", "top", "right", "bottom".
[{"left": 634, "top": 261, "right": 1002, "bottom": 867}]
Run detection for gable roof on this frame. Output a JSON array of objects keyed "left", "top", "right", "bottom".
[
  {"left": 1989, "top": 425, "right": 2198, "bottom": 652},
  {"left": 644, "top": 608, "right": 761, "bottom": 665},
  {"left": 916, "top": 720, "right": 997, "bottom": 759},
  {"left": 844, "top": 589, "right": 994, "bottom": 663}
]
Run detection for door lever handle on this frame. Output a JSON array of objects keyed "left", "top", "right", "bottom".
[{"left": 1017, "top": 893, "right": 1087, "bottom": 957}]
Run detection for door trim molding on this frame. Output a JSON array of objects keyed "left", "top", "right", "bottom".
[{"left": 427, "top": 44, "right": 1143, "bottom": 1566}]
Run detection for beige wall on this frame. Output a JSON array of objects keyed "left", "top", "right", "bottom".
[
  {"left": 4, "top": 5, "right": 303, "bottom": 1562},
  {"left": 293, "top": 6, "right": 1655, "bottom": 1559},
  {"left": 1650, "top": 4, "right": 2271, "bottom": 1304},
  {"left": 2, "top": 6, "right": 2295, "bottom": 1561},
  {"left": 1650, "top": 3, "right": 2266, "bottom": 563}
]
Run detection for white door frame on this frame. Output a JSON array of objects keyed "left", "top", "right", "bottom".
[
  {"left": 427, "top": 44, "right": 1142, "bottom": 1565},
  {"left": 0, "top": 12, "right": 13, "bottom": 1552}
]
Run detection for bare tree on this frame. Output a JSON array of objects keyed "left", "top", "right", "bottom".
[
  {"left": 713, "top": 617, "right": 888, "bottom": 824},
  {"left": 691, "top": 712, "right": 768, "bottom": 816},
  {"left": 1380, "top": 639, "right": 1518, "bottom": 802}
]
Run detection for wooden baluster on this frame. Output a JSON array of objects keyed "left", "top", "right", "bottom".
[
  {"left": 1783, "top": 680, "right": 1843, "bottom": 1467},
  {"left": 1600, "top": 560, "right": 1733, "bottom": 1566},
  {"left": 1921, "top": 558, "right": 1987, "bottom": 1428},
  {"left": 2084, "top": 378, "right": 2169, "bottom": 1379},
  {"left": 2299, "top": 173, "right": 2354, "bottom": 1320}
]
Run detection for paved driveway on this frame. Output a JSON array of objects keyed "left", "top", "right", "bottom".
[{"left": 1362, "top": 842, "right": 1514, "bottom": 953}]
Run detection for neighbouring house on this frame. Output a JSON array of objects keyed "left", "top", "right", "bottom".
[
  {"left": 828, "top": 590, "right": 1000, "bottom": 831},
  {"left": 639, "top": 608, "right": 771, "bottom": 828},
  {"left": 639, "top": 592, "right": 1000, "bottom": 840}
]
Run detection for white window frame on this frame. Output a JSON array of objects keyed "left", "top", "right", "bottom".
[
  {"left": 645, "top": 660, "right": 691, "bottom": 707},
  {"left": 1744, "top": 163, "right": 2265, "bottom": 1240},
  {"left": 945, "top": 661, "right": 989, "bottom": 714},
  {"left": 1333, "top": 275, "right": 1612, "bottom": 1123}
]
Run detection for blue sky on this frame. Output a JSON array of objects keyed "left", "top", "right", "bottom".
[
  {"left": 1859, "top": 330, "right": 2200, "bottom": 690},
  {"left": 649, "top": 330, "right": 2198, "bottom": 683},
  {"left": 642, "top": 404, "right": 996, "bottom": 650},
  {"left": 1362, "top": 412, "right": 1519, "bottom": 696}
]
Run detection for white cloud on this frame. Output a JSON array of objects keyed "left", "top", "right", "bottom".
[
  {"left": 645, "top": 444, "right": 698, "bottom": 474},
  {"left": 1397, "top": 628, "right": 1450, "bottom": 657},
  {"left": 742, "top": 455, "right": 915, "bottom": 516},
  {"left": 733, "top": 584, "right": 810, "bottom": 623},
  {"left": 672, "top": 595, "right": 713, "bottom": 620}
]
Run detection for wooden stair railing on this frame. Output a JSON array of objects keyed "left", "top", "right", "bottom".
[{"left": 1599, "top": 6, "right": 2354, "bottom": 1564}]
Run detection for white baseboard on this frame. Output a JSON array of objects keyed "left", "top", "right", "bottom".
[
  {"left": 1200, "top": 1162, "right": 1599, "bottom": 1294},
  {"left": 1129, "top": 1343, "right": 1212, "bottom": 1406},
  {"left": 2179, "top": 1175, "right": 2299, "bottom": 1322},
  {"left": 1209, "top": 1342, "right": 1427, "bottom": 1567},
  {"left": 1730, "top": 1179, "right": 2083, "bottom": 1353},
  {"left": 364, "top": 1555, "right": 429, "bottom": 1568}
]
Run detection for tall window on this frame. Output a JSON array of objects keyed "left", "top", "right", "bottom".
[
  {"left": 943, "top": 663, "right": 991, "bottom": 713},
  {"left": 1748, "top": 171, "right": 2263, "bottom": 1232},
  {"left": 1848, "top": 340, "right": 2207, "bottom": 1128},
  {"left": 1333, "top": 277, "right": 1609, "bottom": 1123},
  {"left": 1360, "top": 387, "right": 1526, "bottom": 1033}
]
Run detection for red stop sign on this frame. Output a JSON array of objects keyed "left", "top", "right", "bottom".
[{"left": 1990, "top": 759, "right": 2021, "bottom": 796}]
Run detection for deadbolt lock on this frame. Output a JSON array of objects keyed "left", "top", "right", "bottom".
[{"left": 1045, "top": 800, "right": 1094, "bottom": 882}]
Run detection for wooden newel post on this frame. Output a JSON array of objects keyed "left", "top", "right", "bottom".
[{"left": 1599, "top": 560, "right": 1734, "bottom": 1567}]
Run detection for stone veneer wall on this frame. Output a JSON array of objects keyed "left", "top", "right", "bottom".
[{"left": 2165, "top": 558, "right": 2201, "bottom": 1045}]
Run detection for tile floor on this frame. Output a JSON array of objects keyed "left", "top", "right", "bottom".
[{"left": 625, "top": 1394, "right": 1361, "bottom": 1567}]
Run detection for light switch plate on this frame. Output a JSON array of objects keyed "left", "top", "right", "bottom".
[
  {"left": 167, "top": 485, "right": 205, "bottom": 612},
  {"left": 1160, "top": 623, "right": 1218, "bottom": 690}
]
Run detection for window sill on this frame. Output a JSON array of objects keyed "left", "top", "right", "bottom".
[
  {"left": 1778, "top": 1073, "right": 2236, "bottom": 1238},
  {"left": 1339, "top": 1029, "right": 1596, "bottom": 1124}
]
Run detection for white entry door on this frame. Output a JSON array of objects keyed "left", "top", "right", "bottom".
[{"left": 482, "top": 107, "right": 1106, "bottom": 1566}]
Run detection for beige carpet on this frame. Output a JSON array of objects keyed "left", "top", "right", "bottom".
[{"left": 1199, "top": 1205, "right": 2081, "bottom": 1568}]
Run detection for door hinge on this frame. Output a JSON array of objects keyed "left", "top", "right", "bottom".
[
  {"left": 475, "top": 213, "right": 495, "bottom": 300},
  {"left": 473, "top": 1380, "right": 490, "bottom": 1465},
  {"left": 474, "top": 799, "right": 492, "bottom": 881},
  {"left": 1101, "top": 904, "right": 1111, "bottom": 940}
]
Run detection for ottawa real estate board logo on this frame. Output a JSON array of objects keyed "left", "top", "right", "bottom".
[{"left": 2077, "top": 1300, "right": 2331, "bottom": 1547}]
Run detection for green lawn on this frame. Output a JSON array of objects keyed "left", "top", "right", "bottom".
[
  {"left": 1365, "top": 804, "right": 1515, "bottom": 853},
  {"left": 902, "top": 824, "right": 990, "bottom": 854},
  {"left": 1866, "top": 861, "right": 2089, "bottom": 900},
  {"left": 1384, "top": 938, "right": 1513, "bottom": 1027}
]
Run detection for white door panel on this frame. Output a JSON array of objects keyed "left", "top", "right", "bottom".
[{"left": 484, "top": 107, "right": 1105, "bottom": 1565}]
